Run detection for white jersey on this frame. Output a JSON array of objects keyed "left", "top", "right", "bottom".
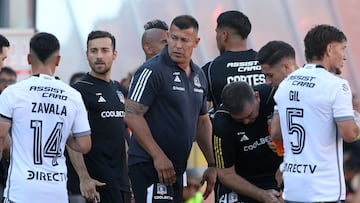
[
  {"left": 0, "top": 74, "right": 90, "bottom": 203},
  {"left": 274, "top": 64, "right": 354, "bottom": 201}
]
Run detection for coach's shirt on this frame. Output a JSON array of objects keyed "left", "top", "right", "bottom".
[
  {"left": 213, "top": 84, "right": 282, "bottom": 201},
  {"left": 274, "top": 64, "right": 354, "bottom": 201},
  {"left": 202, "top": 50, "right": 265, "bottom": 109},
  {"left": 128, "top": 45, "right": 208, "bottom": 176},
  {"left": 72, "top": 74, "right": 130, "bottom": 192},
  {"left": 0, "top": 74, "right": 90, "bottom": 203}
]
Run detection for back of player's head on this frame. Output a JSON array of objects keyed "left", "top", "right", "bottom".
[
  {"left": 87, "top": 30, "right": 116, "bottom": 51},
  {"left": 0, "top": 66, "right": 17, "bottom": 78},
  {"left": 171, "top": 15, "right": 199, "bottom": 33},
  {"left": 304, "top": 24, "right": 346, "bottom": 62},
  {"left": 30, "top": 32, "right": 60, "bottom": 63},
  {"left": 257, "top": 40, "right": 296, "bottom": 66},
  {"left": 221, "top": 81, "right": 255, "bottom": 114},
  {"left": 217, "top": 10, "right": 251, "bottom": 39},
  {"left": 144, "top": 19, "right": 168, "bottom": 31},
  {"left": 0, "top": 34, "right": 10, "bottom": 54}
]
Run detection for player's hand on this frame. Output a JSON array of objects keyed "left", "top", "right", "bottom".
[
  {"left": 200, "top": 167, "right": 217, "bottom": 200},
  {"left": 153, "top": 153, "right": 176, "bottom": 186},
  {"left": 267, "top": 141, "right": 277, "bottom": 153},
  {"left": 79, "top": 177, "right": 106, "bottom": 203},
  {"left": 259, "top": 189, "right": 282, "bottom": 203}
]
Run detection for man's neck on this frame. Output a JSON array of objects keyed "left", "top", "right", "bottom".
[{"left": 225, "top": 39, "right": 248, "bottom": 52}]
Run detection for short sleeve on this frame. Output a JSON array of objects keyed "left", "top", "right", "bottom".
[
  {"left": 332, "top": 80, "right": 354, "bottom": 122},
  {"left": 212, "top": 111, "right": 237, "bottom": 168},
  {"left": 72, "top": 93, "right": 91, "bottom": 137},
  {"left": 128, "top": 67, "right": 161, "bottom": 107},
  {"left": 0, "top": 87, "right": 14, "bottom": 120}
]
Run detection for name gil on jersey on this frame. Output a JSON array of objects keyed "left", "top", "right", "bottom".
[
  {"left": 31, "top": 102, "right": 67, "bottom": 116},
  {"left": 282, "top": 162, "right": 317, "bottom": 174},
  {"left": 289, "top": 75, "right": 316, "bottom": 88},
  {"left": 29, "top": 86, "right": 68, "bottom": 101},
  {"left": 27, "top": 170, "right": 66, "bottom": 182},
  {"left": 243, "top": 136, "right": 270, "bottom": 151}
]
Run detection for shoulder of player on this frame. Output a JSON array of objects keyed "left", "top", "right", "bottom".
[{"left": 213, "top": 109, "right": 239, "bottom": 136}]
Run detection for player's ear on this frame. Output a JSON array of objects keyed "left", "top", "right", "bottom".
[
  {"left": 254, "top": 91, "right": 260, "bottom": 103},
  {"left": 27, "top": 54, "right": 31, "bottom": 65}
]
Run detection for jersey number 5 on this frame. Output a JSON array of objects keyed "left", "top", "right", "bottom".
[
  {"left": 31, "top": 120, "right": 63, "bottom": 166},
  {"left": 286, "top": 108, "right": 305, "bottom": 154}
]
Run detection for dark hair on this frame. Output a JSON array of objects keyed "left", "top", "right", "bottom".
[
  {"left": 171, "top": 15, "right": 198, "bottom": 32},
  {"left": 30, "top": 32, "right": 60, "bottom": 63},
  {"left": 304, "top": 24, "right": 346, "bottom": 62},
  {"left": 0, "top": 34, "right": 10, "bottom": 54},
  {"left": 221, "top": 81, "right": 255, "bottom": 114},
  {"left": 217, "top": 10, "right": 251, "bottom": 39},
  {"left": 257, "top": 41, "right": 296, "bottom": 66},
  {"left": 0, "top": 66, "right": 17, "bottom": 78},
  {"left": 87, "top": 30, "right": 116, "bottom": 51},
  {"left": 144, "top": 19, "right": 168, "bottom": 31},
  {"left": 69, "top": 72, "right": 86, "bottom": 84}
]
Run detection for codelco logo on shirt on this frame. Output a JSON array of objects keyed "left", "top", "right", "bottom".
[{"left": 100, "top": 110, "right": 125, "bottom": 118}]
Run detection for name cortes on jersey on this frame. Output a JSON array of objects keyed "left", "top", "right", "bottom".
[{"left": 225, "top": 61, "right": 265, "bottom": 85}]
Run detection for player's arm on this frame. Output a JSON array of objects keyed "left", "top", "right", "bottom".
[
  {"left": 195, "top": 114, "right": 216, "bottom": 199},
  {"left": 218, "top": 166, "right": 281, "bottom": 203},
  {"left": 124, "top": 99, "right": 176, "bottom": 186},
  {"left": 0, "top": 121, "right": 11, "bottom": 160},
  {"left": 337, "top": 120, "right": 358, "bottom": 143},
  {"left": 66, "top": 134, "right": 91, "bottom": 154},
  {"left": 270, "top": 113, "right": 282, "bottom": 142},
  {"left": 66, "top": 145, "right": 105, "bottom": 203}
]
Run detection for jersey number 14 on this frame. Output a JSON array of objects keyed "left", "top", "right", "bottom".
[{"left": 31, "top": 120, "right": 63, "bottom": 166}]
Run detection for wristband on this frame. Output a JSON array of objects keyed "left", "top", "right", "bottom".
[{"left": 208, "top": 163, "right": 216, "bottom": 167}]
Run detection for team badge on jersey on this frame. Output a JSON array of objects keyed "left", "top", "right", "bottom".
[
  {"left": 116, "top": 90, "right": 125, "bottom": 104},
  {"left": 157, "top": 184, "right": 167, "bottom": 195},
  {"left": 342, "top": 83, "right": 350, "bottom": 93},
  {"left": 193, "top": 74, "right": 201, "bottom": 88}
]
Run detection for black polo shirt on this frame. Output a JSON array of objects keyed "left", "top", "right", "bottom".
[{"left": 128, "top": 46, "right": 208, "bottom": 175}]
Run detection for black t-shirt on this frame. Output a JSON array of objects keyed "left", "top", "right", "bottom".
[
  {"left": 202, "top": 50, "right": 265, "bottom": 110},
  {"left": 68, "top": 73, "right": 130, "bottom": 192},
  {"left": 212, "top": 84, "right": 282, "bottom": 201}
]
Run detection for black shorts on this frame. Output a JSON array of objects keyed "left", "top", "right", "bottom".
[
  {"left": 86, "top": 189, "right": 131, "bottom": 203},
  {"left": 128, "top": 162, "right": 183, "bottom": 203},
  {"left": 215, "top": 181, "right": 279, "bottom": 203}
]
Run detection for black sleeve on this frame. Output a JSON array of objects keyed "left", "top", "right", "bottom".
[
  {"left": 201, "top": 61, "right": 212, "bottom": 102},
  {"left": 212, "top": 110, "right": 237, "bottom": 168}
]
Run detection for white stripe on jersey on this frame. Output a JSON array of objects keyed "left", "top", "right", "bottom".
[{"left": 130, "top": 68, "right": 152, "bottom": 102}]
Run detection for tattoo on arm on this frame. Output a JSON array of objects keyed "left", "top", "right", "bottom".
[{"left": 125, "top": 100, "right": 148, "bottom": 115}]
